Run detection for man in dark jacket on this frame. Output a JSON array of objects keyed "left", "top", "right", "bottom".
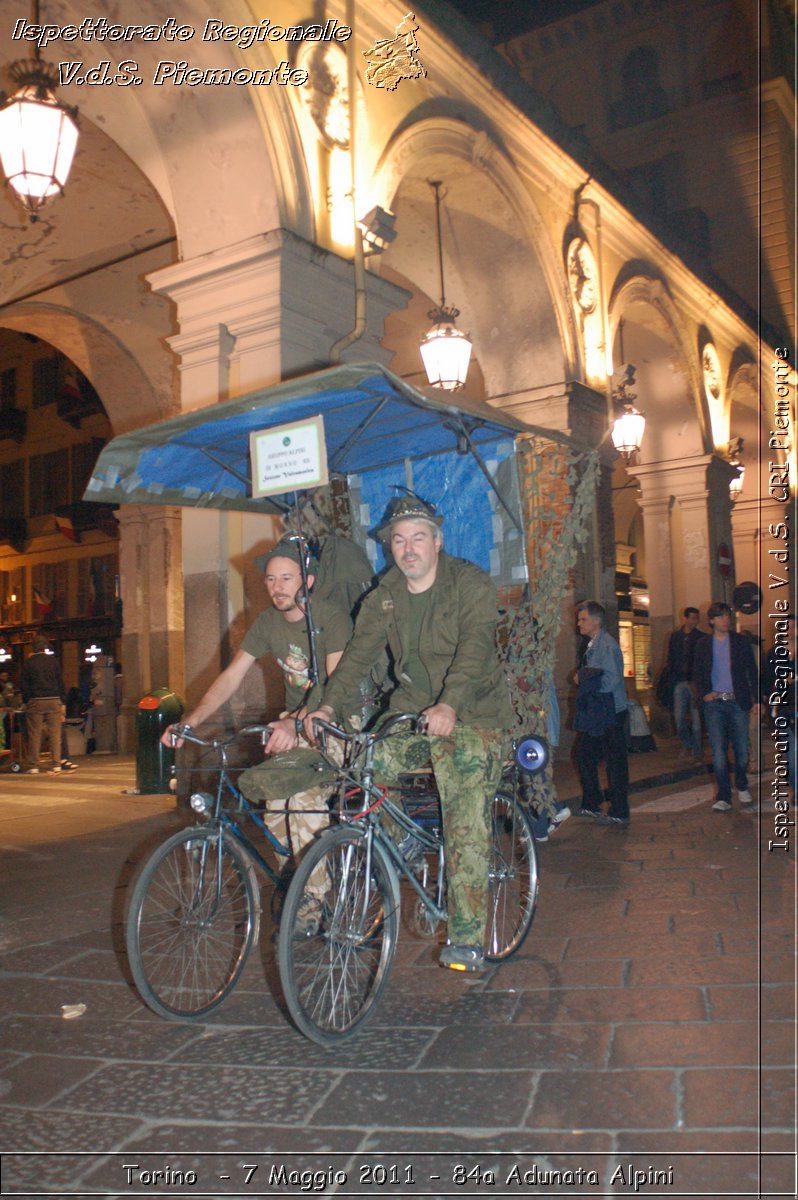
[
  {"left": 307, "top": 495, "right": 512, "bottom": 974},
  {"left": 694, "top": 601, "right": 761, "bottom": 811},
  {"left": 21, "top": 635, "right": 66, "bottom": 775},
  {"left": 666, "top": 607, "right": 706, "bottom": 759}
]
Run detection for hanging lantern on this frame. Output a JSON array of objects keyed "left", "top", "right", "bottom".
[
  {"left": 0, "top": 59, "right": 79, "bottom": 221},
  {"left": 419, "top": 181, "right": 472, "bottom": 391},
  {"left": 611, "top": 407, "right": 646, "bottom": 458},
  {"left": 420, "top": 308, "right": 473, "bottom": 391}
]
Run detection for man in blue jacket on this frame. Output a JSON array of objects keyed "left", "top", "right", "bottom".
[
  {"left": 693, "top": 601, "right": 761, "bottom": 811},
  {"left": 575, "top": 601, "right": 630, "bottom": 826}
]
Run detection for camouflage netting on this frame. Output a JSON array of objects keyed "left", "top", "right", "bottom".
[{"left": 500, "top": 437, "right": 600, "bottom": 817}]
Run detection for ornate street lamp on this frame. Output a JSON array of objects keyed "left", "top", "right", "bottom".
[
  {"left": 610, "top": 320, "right": 645, "bottom": 458},
  {"left": 419, "top": 181, "right": 472, "bottom": 391},
  {"left": 0, "top": 1, "right": 79, "bottom": 221},
  {"left": 611, "top": 403, "right": 647, "bottom": 458}
]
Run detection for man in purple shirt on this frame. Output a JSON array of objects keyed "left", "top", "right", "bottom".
[{"left": 693, "top": 602, "right": 761, "bottom": 812}]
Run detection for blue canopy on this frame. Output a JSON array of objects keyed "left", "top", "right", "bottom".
[
  {"left": 83, "top": 362, "right": 583, "bottom": 580},
  {"left": 84, "top": 362, "right": 535, "bottom": 515}
]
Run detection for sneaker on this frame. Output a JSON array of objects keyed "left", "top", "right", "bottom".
[
  {"left": 60, "top": 760, "right": 78, "bottom": 772},
  {"left": 439, "top": 943, "right": 485, "bottom": 973},
  {"left": 577, "top": 807, "right": 599, "bottom": 818},
  {"left": 712, "top": 799, "right": 733, "bottom": 812},
  {"left": 46, "top": 766, "right": 63, "bottom": 775},
  {"left": 595, "top": 813, "right": 630, "bottom": 827},
  {"left": 24, "top": 768, "right": 40, "bottom": 775},
  {"left": 531, "top": 813, "right": 549, "bottom": 843},
  {"left": 737, "top": 789, "right": 753, "bottom": 805}
]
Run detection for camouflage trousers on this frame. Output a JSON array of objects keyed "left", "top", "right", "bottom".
[
  {"left": 374, "top": 725, "right": 506, "bottom": 946},
  {"left": 238, "top": 734, "right": 344, "bottom": 895}
]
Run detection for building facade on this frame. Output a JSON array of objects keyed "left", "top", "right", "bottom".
[{"left": 0, "top": 0, "right": 792, "bottom": 745}]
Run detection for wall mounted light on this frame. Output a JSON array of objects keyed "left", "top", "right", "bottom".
[
  {"left": 357, "top": 205, "right": 397, "bottom": 255},
  {"left": 419, "top": 180, "right": 472, "bottom": 391},
  {"left": 0, "top": 0, "right": 79, "bottom": 221},
  {"left": 728, "top": 436, "right": 744, "bottom": 502}
]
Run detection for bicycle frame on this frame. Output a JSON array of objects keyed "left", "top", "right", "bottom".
[
  {"left": 174, "top": 724, "right": 293, "bottom": 886},
  {"left": 313, "top": 713, "right": 450, "bottom": 927}
]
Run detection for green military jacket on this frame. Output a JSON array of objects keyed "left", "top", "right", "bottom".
[{"left": 321, "top": 551, "right": 512, "bottom": 730}]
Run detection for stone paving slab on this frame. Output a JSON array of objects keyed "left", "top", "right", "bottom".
[
  {"left": 0, "top": 1014, "right": 200, "bottom": 1062},
  {"left": 706, "top": 981, "right": 793, "bottom": 1019},
  {"left": 54, "top": 1062, "right": 336, "bottom": 1126},
  {"left": 314, "top": 1068, "right": 537, "bottom": 1130},
  {"left": 418, "top": 1022, "right": 610, "bottom": 1070},
  {"left": 527, "top": 1068, "right": 677, "bottom": 1131},
  {"left": 512, "top": 984, "right": 707, "bottom": 1023},
  {"left": 170, "top": 1024, "right": 438, "bottom": 1071}
]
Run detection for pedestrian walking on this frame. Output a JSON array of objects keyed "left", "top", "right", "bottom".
[
  {"left": 574, "top": 601, "right": 630, "bottom": 827},
  {"left": 664, "top": 606, "right": 706, "bottom": 758},
  {"left": 694, "top": 601, "right": 761, "bottom": 811},
  {"left": 21, "top": 635, "right": 66, "bottom": 775}
]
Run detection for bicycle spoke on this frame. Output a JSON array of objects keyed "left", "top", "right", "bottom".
[
  {"left": 279, "top": 829, "right": 398, "bottom": 1044},
  {"left": 485, "top": 791, "right": 538, "bottom": 960}
]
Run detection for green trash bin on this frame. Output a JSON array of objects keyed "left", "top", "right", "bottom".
[{"left": 135, "top": 687, "right": 184, "bottom": 794}]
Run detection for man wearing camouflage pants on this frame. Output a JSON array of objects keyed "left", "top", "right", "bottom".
[
  {"left": 307, "top": 496, "right": 511, "bottom": 973},
  {"left": 164, "top": 540, "right": 351, "bottom": 880}
]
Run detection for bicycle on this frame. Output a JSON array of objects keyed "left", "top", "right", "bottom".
[
  {"left": 125, "top": 722, "right": 300, "bottom": 1022},
  {"left": 277, "top": 712, "right": 539, "bottom": 1046}
]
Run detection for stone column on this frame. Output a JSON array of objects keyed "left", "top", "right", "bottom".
[
  {"left": 116, "top": 504, "right": 184, "bottom": 750},
  {"left": 628, "top": 454, "right": 739, "bottom": 665},
  {"left": 146, "top": 230, "right": 411, "bottom": 709}
]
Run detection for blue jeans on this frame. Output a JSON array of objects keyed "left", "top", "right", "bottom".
[
  {"left": 703, "top": 699, "right": 750, "bottom": 804},
  {"left": 673, "top": 680, "right": 701, "bottom": 755},
  {"left": 577, "top": 710, "right": 630, "bottom": 818}
]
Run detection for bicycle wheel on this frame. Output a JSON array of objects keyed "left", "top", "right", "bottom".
[
  {"left": 485, "top": 789, "right": 538, "bottom": 961},
  {"left": 126, "top": 826, "right": 259, "bottom": 1021},
  {"left": 278, "top": 826, "right": 400, "bottom": 1046}
]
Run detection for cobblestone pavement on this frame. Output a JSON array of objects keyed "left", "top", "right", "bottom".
[{"left": 0, "top": 748, "right": 795, "bottom": 1199}]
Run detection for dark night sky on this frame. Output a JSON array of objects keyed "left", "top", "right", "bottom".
[{"left": 443, "top": 0, "right": 605, "bottom": 41}]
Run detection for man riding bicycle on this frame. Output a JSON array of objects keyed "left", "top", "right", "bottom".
[
  {"left": 306, "top": 495, "right": 511, "bottom": 974},
  {"left": 164, "top": 539, "right": 352, "bottom": 874}
]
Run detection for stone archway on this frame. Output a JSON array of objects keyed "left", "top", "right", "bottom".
[
  {"left": 370, "top": 116, "right": 576, "bottom": 409},
  {"left": 609, "top": 273, "right": 737, "bottom": 697}
]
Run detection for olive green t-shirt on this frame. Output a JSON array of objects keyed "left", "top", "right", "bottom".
[
  {"left": 399, "top": 588, "right": 433, "bottom": 702},
  {"left": 241, "top": 598, "right": 351, "bottom": 712}
]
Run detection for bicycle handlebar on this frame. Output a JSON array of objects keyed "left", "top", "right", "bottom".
[
  {"left": 309, "top": 711, "right": 425, "bottom": 746},
  {"left": 169, "top": 722, "right": 274, "bottom": 750}
]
